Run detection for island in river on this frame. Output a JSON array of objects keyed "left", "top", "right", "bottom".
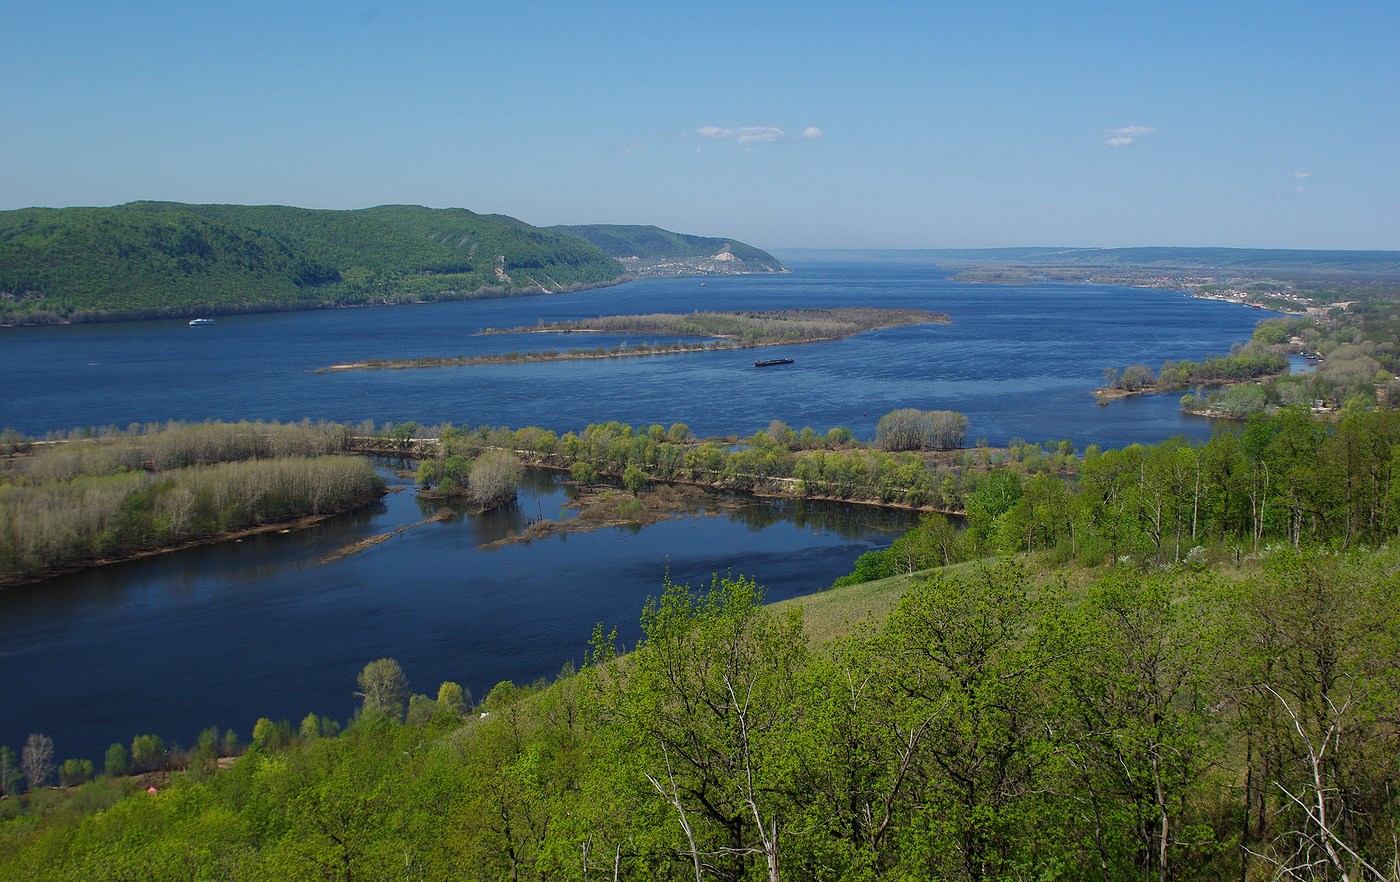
[{"left": 316, "top": 307, "right": 949, "bottom": 372}]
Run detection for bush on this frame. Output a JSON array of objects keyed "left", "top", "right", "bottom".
[{"left": 469, "top": 451, "right": 522, "bottom": 509}]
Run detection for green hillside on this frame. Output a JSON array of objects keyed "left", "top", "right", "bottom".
[
  {"left": 551, "top": 223, "right": 786, "bottom": 274},
  {"left": 0, "top": 203, "right": 626, "bottom": 324}
]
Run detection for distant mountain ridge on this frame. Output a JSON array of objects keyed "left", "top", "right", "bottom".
[
  {"left": 0, "top": 204, "right": 779, "bottom": 325},
  {"left": 551, "top": 224, "right": 786, "bottom": 276}
]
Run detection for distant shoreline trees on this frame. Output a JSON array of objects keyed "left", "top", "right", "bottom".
[{"left": 0, "top": 421, "right": 385, "bottom": 586}]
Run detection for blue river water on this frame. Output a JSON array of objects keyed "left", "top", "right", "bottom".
[{"left": 0, "top": 258, "right": 1278, "bottom": 763}]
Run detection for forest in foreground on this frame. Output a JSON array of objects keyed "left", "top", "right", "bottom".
[{"left": 0, "top": 546, "right": 1396, "bottom": 881}]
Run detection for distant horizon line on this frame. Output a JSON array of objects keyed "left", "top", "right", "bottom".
[{"left": 2, "top": 201, "right": 1394, "bottom": 256}]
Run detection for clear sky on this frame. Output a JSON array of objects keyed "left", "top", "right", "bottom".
[{"left": 4, "top": 0, "right": 1397, "bottom": 250}]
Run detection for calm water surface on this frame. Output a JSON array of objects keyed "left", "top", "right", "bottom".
[
  {"left": 0, "top": 259, "right": 1278, "bottom": 761},
  {"left": 2, "top": 260, "right": 1270, "bottom": 447}
]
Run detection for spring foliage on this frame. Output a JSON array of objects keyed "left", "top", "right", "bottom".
[{"left": 2, "top": 553, "right": 1397, "bottom": 880}]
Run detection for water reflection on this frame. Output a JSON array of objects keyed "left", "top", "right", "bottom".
[{"left": 0, "top": 465, "right": 917, "bottom": 763}]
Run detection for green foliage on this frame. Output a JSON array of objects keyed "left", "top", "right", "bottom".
[
  {"left": 355, "top": 658, "right": 410, "bottom": 722},
  {"left": 0, "top": 203, "right": 624, "bottom": 323},
  {"left": 57, "top": 759, "right": 93, "bottom": 788},
  {"left": 250, "top": 718, "right": 293, "bottom": 752},
  {"left": 4, "top": 552, "right": 1400, "bottom": 879},
  {"left": 102, "top": 743, "right": 128, "bottom": 777},
  {"left": 0, "top": 746, "right": 19, "bottom": 797},
  {"left": 621, "top": 463, "right": 647, "bottom": 496},
  {"left": 130, "top": 733, "right": 166, "bottom": 772}
]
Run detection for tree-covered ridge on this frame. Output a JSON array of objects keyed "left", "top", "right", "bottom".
[
  {"left": 551, "top": 223, "right": 787, "bottom": 274},
  {"left": 0, "top": 203, "right": 628, "bottom": 324},
  {"left": 3, "top": 550, "right": 1397, "bottom": 881}
]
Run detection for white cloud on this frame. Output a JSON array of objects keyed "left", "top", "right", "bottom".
[
  {"left": 1103, "top": 125, "right": 1157, "bottom": 147},
  {"left": 696, "top": 125, "right": 786, "bottom": 145},
  {"left": 1293, "top": 170, "right": 1312, "bottom": 179},
  {"left": 801, "top": 126, "right": 823, "bottom": 139}
]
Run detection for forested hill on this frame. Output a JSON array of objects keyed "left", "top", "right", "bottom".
[
  {"left": 551, "top": 223, "right": 787, "bottom": 276},
  {"left": 0, "top": 203, "right": 628, "bottom": 325}
]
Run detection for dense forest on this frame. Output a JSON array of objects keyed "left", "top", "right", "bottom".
[
  {"left": 0, "top": 203, "right": 626, "bottom": 324},
  {"left": 1, "top": 547, "right": 1396, "bottom": 881}
]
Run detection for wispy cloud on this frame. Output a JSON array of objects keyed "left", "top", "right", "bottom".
[
  {"left": 801, "top": 127, "right": 824, "bottom": 139},
  {"left": 1293, "top": 170, "right": 1312, "bottom": 179},
  {"left": 696, "top": 125, "right": 786, "bottom": 145},
  {"left": 1103, "top": 125, "right": 1157, "bottom": 147}
]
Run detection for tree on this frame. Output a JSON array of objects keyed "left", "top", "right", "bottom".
[
  {"left": 622, "top": 463, "right": 648, "bottom": 496},
  {"left": 21, "top": 733, "right": 55, "bottom": 791},
  {"left": 1064, "top": 569, "right": 1221, "bottom": 881},
  {"left": 251, "top": 718, "right": 292, "bottom": 751},
  {"left": 103, "top": 742, "right": 129, "bottom": 776},
  {"left": 356, "top": 657, "right": 410, "bottom": 721},
  {"left": 58, "top": 758, "right": 94, "bottom": 787},
  {"left": 433, "top": 681, "right": 471, "bottom": 726},
  {"left": 1120, "top": 364, "right": 1158, "bottom": 391},
  {"left": 300, "top": 712, "right": 324, "bottom": 741},
  {"left": 618, "top": 574, "right": 809, "bottom": 881},
  {"left": 130, "top": 733, "right": 166, "bottom": 772},
  {"left": 864, "top": 562, "right": 1067, "bottom": 879},
  {"left": 186, "top": 728, "right": 219, "bottom": 781},
  {"left": 0, "top": 745, "right": 19, "bottom": 796}
]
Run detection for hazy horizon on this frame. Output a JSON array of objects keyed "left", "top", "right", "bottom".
[{"left": 5, "top": 1, "right": 1396, "bottom": 251}]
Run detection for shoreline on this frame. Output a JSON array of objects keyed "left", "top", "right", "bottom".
[{"left": 0, "top": 492, "right": 390, "bottom": 591}]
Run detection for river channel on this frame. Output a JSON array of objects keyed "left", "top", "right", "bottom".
[{"left": 0, "top": 258, "right": 1279, "bottom": 762}]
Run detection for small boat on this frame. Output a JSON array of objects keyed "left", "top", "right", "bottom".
[
  {"left": 188, "top": 318, "right": 214, "bottom": 326},
  {"left": 754, "top": 357, "right": 794, "bottom": 367}
]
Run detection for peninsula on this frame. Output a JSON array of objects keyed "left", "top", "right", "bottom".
[{"left": 316, "top": 307, "right": 948, "bottom": 372}]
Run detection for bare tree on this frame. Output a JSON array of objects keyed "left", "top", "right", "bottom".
[
  {"left": 469, "top": 450, "right": 522, "bottom": 510},
  {"left": 1248, "top": 684, "right": 1396, "bottom": 882},
  {"left": 20, "top": 733, "right": 55, "bottom": 792}
]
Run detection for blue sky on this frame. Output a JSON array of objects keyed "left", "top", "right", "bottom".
[{"left": 4, "top": 0, "right": 1397, "bottom": 249}]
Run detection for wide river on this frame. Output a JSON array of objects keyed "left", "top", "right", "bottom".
[{"left": 1, "top": 257, "right": 1276, "bottom": 762}]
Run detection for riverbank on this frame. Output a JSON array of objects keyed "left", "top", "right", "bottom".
[
  {"left": 0, "top": 493, "right": 388, "bottom": 590},
  {"left": 1092, "top": 370, "right": 1289, "bottom": 406}
]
